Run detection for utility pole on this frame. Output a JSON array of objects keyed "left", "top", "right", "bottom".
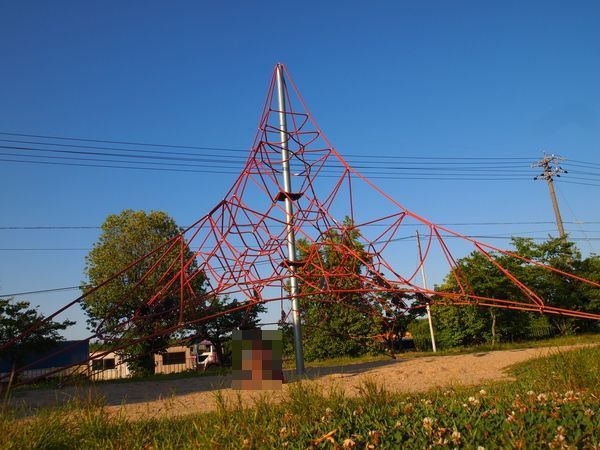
[
  {"left": 276, "top": 64, "right": 305, "bottom": 375},
  {"left": 415, "top": 230, "right": 437, "bottom": 352},
  {"left": 532, "top": 154, "right": 567, "bottom": 243}
]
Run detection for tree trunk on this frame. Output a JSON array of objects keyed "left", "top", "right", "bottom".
[{"left": 213, "top": 336, "right": 225, "bottom": 367}]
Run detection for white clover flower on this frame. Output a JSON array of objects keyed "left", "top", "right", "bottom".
[
  {"left": 342, "top": 438, "right": 356, "bottom": 448},
  {"left": 526, "top": 390, "right": 535, "bottom": 396},
  {"left": 479, "top": 389, "right": 487, "bottom": 397},
  {"left": 554, "top": 434, "right": 566, "bottom": 444},
  {"left": 584, "top": 408, "right": 595, "bottom": 417},
  {"left": 506, "top": 411, "right": 517, "bottom": 423},
  {"left": 422, "top": 417, "right": 434, "bottom": 431},
  {"left": 451, "top": 430, "right": 461, "bottom": 444},
  {"left": 537, "top": 393, "right": 548, "bottom": 403}
]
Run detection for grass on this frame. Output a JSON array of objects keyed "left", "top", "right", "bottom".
[
  {"left": 285, "top": 332, "right": 600, "bottom": 370},
  {"left": 1, "top": 345, "right": 598, "bottom": 448}
]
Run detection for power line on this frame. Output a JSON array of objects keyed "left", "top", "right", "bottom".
[
  {"left": 1, "top": 157, "right": 541, "bottom": 181},
  {"left": 0, "top": 286, "right": 83, "bottom": 297},
  {"left": 0, "top": 157, "right": 240, "bottom": 175},
  {"left": 0, "top": 131, "right": 538, "bottom": 161},
  {"left": 0, "top": 147, "right": 541, "bottom": 174},
  {"left": 1, "top": 136, "right": 599, "bottom": 184},
  {"left": 0, "top": 132, "right": 247, "bottom": 153},
  {"left": 569, "top": 159, "right": 600, "bottom": 168},
  {"left": 3, "top": 221, "right": 600, "bottom": 230},
  {"left": 0, "top": 226, "right": 100, "bottom": 230},
  {"left": 4, "top": 234, "right": 600, "bottom": 252},
  {"left": 2, "top": 131, "right": 599, "bottom": 185},
  {"left": 0, "top": 143, "right": 541, "bottom": 172},
  {"left": 558, "top": 180, "right": 600, "bottom": 187},
  {"left": 0, "top": 138, "right": 543, "bottom": 168},
  {"left": 0, "top": 139, "right": 248, "bottom": 161}
]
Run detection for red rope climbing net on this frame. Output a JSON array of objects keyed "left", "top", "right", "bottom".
[{"left": 2, "top": 64, "right": 599, "bottom": 385}]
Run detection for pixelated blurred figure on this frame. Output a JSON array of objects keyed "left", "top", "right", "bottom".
[{"left": 231, "top": 329, "right": 283, "bottom": 390}]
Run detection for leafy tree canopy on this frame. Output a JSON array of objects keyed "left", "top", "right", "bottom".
[
  {"left": 429, "top": 237, "right": 599, "bottom": 349},
  {"left": 82, "top": 209, "right": 206, "bottom": 376},
  {"left": 297, "top": 217, "right": 394, "bottom": 360},
  {"left": 0, "top": 298, "right": 74, "bottom": 375}
]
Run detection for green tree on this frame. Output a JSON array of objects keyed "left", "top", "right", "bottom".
[
  {"left": 370, "top": 271, "right": 419, "bottom": 356},
  {"left": 511, "top": 237, "right": 599, "bottom": 334},
  {"left": 433, "top": 249, "right": 530, "bottom": 347},
  {"left": 576, "top": 253, "right": 600, "bottom": 333},
  {"left": 0, "top": 298, "right": 74, "bottom": 382},
  {"left": 432, "top": 237, "right": 599, "bottom": 348},
  {"left": 82, "top": 210, "right": 206, "bottom": 376},
  {"left": 297, "top": 218, "right": 383, "bottom": 360}
]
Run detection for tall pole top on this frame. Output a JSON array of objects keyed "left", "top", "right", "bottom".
[
  {"left": 532, "top": 153, "right": 567, "bottom": 181},
  {"left": 533, "top": 153, "right": 568, "bottom": 243}
]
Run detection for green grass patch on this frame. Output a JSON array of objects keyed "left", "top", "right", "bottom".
[
  {"left": 1, "top": 345, "right": 598, "bottom": 449},
  {"left": 284, "top": 332, "right": 600, "bottom": 370}
]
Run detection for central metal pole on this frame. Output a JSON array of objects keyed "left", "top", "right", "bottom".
[
  {"left": 276, "top": 64, "right": 305, "bottom": 375},
  {"left": 416, "top": 230, "right": 437, "bottom": 352},
  {"left": 546, "top": 176, "right": 566, "bottom": 243}
]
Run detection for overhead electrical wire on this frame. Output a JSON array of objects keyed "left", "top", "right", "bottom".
[
  {"left": 0, "top": 132, "right": 246, "bottom": 153},
  {"left": 0, "top": 148, "right": 541, "bottom": 175},
  {"left": 1, "top": 131, "right": 598, "bottom": 186},
  {"left": 2, "top": 220, "right": 600, "bottom": 231},
  {"left": 0, "top": 158, "right": 543, "bottom": 181},
  {"left": 0, "top": 131, "right": 538, "bottom": 160},
  {"left": 3, "top": 233, "right": 600, "bottom": 253},
  {"left": 0, "top": 143, "right": 539, "bottom": 172}
]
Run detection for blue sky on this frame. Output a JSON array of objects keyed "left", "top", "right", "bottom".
[{"left": 1, "top": 1, "right": 599, "bottom": 338}]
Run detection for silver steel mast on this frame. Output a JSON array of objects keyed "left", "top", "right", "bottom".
[
  {"left": 416, "top": 230, "right": 437, "bottom": 352},
  {"left": 276, "top": 64, "right": 305, "bottom": 375}
]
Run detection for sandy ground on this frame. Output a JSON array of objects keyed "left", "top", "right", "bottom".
[{"left": 10, "top": 345, "right": 588, "bottom": 420}]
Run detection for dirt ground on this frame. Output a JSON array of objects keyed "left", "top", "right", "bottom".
[{"left": 10, "top": 345, "right": 587, "bottom": 420}]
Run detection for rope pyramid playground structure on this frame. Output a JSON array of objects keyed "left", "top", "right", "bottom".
[{"left": 2, "top": 64, "right": 599, "bottom": 385}]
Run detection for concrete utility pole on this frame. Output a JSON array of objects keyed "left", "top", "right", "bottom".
[
  {"left": 532, "top": 154, "right": 567, "bottom": 243},
  {"left": 415, "top": 230, "right": 437, "bottom": 352},
  {"left": 276, "top": 64, "right": 305, "bottom": 375}
]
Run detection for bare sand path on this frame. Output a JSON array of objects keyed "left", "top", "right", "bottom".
[{"left": 10, "top": 345, "right": 589, "bottom": 420}]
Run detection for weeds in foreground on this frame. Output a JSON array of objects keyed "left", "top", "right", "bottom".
[{"left": 0, "top": 347, "right": 598, "bottom": 449}]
